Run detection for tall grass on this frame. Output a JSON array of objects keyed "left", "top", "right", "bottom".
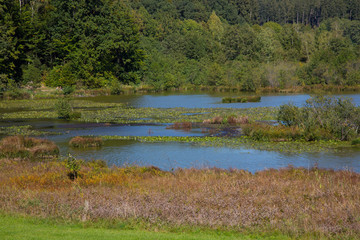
[
  {"left": 69, "top": 136, "right": 103, "bottom": 148},
  {"left": 0, "top": 136, "right": 59, "bottom": 160},
  {"left": 0, "top": 160, "right": 359, "bottom": 239}
]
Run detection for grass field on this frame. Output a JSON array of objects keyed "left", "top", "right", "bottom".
[{"left": 0, "top": 215, "right": 291, "bottom": 240}]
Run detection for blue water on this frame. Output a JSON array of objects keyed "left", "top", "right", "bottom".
[
  {"left": 85, "top": 93, "right": 360, "bottom": 108},
  {"left": 2, "top": 92, "right": 360, "bottom": 172}
]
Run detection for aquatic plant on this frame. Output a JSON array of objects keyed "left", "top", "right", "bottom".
[
  {"left": 0, "top": 136, "right": 59, "bottom": 160},
  {"left": 222, "top": 96, "right": 261, "bottom": 103},
  {"left": 69, "top": 136, "right": 103, "bottom": 148}
]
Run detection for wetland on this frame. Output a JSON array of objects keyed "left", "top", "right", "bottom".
[{"left": 1, "top": 92, "right": 360, "bottom": 173}]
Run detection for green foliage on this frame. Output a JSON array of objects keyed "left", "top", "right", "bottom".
[
  {"left": 277, "top": 103, "right": 302, "bottom": 126},
  {"left": 1, "top": 0, "right": 360, "bottom": 91},
  {"left": 54, "top": 97, "right": 72, "bottom": 120},
  {"left": 278, "top": 96, "right": 360, "bottom": 141},
  {"left": 64, "top": 153, "right": 83, "bottom": 180}
]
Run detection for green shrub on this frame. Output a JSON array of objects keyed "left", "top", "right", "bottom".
[
  {"left": 277, "top": 103, "right": 302, "bottom": 126},
  {"left": 62, "top": 86, "right": 75, "bottom": 95},
  {"left": 55, "top": 97, "right": 72, "bottom": 119},
  {"left": 277, "top": 96, "right": 360, "bottom": 141},
  {"left": 64, "top": 154, "right": 83, "bottom": 180}
]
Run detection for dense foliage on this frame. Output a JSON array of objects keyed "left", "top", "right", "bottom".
[
  {"left": 278, "top": 96, "right": 360, "bottom": 140},
  {"left": 1, "top": 0, "right": 360, "bottom": 92}
]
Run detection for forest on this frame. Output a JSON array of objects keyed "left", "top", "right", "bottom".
[{"left": 1, "top": 0, "right": 360, "bottom": 93}]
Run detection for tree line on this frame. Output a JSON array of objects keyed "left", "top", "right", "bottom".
[{"left": 0, "top": 0, "right": 360, "bottom": 93}]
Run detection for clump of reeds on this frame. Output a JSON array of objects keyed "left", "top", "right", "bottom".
[
  {"left": 202, "top": 116, "right": 223, "bottom": 124},
  {"left": 227, "top": 115, "right": 249, "bottom": 125},
  {"left": 242, "top": 123, "right": 303, "bottom": 141},
  {"left": 222, "top": 96, "right": 261, "bottom": 103},
  {"left": 0, "top": 135, "right": 59, "bottom": 160},
  {"left": 69, "top": 136, "right": 103, "bottom": 148},
  {"left": 167, "top": 122, "right": 192, "bottom": 131},
  {"left": 203, "top": 115, "right": 249, "bottom": 125}
]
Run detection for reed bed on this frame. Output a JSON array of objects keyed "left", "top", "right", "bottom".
[
  {"left": 0, "top": 136, "right": 59, "bottom": 159},
  {"left": 0, "top": 159, "right": 359, "bottom": 239},
  {"left": 69, "top": 136, "right": 103, "bottom": 148}
]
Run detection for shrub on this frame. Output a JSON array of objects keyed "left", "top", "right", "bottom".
[
  {"left": 64, "top": 153, "right": 83, "bottom": 180},
  {"left": 277, "top": 103, "right": 302, "bottom": 126},
  {"left": 55, "top": 97, "right": 72, "bottom": 119},
  {"left": 69, "top": 136, "right": 103, "bottom": 148},
  {"left": 0, "top": 136, "right": 59, "bottom": 160},
  {"left": 62, "top": 86, "right": 75, "bottom": 95},
  {"left": 351, "top": 138, "right": 360, "bottom": 145},
  {"left": 278, "top": 96, "right": 360, "bottom": 141}
]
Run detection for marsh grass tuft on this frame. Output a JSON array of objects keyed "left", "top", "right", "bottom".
[
  {"left": 222, "top": 96, "right": 261, "bottom": 103},
  {"left": 69, "top": 136, "right": 103, "bottom": 148},
  {"left": 0, "top": 136, "right": 59, "bottom": 160}
]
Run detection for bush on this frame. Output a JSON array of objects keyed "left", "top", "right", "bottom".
[
  {"left": 277, "top": 103, "right": 302, "bottom": 126},
  {"left": 55, "top": 97, "right": 72, "bottom": 119},
  {"left": 64, "top": 154, "right": 83, "bottom": 180},
  {"left": 277, "top": 96, "right": 360, "bottom": 141},
  {"left": 69, "top": 136, "right": 103, "bottom": 148},
  {"left": 62, "top": 86, "right": 75, "bottom": 95}
]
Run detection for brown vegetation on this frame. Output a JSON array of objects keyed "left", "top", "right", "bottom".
[
  {"left": 0, "top": 136, "right": 59, "bottom": 159},
  {"left": 0, "top": 159, "right": 359, "bottom": 238},
  {"left": 69, "top": 136, "right": 103, "bottom": 148},
  {"left": 167, "top": 122, "right": 192, "bottom": 131}
]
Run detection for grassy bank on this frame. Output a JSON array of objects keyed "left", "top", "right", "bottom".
[
  {"left": 0, "top": 214, "right": 292, "bottom": 240},
  {"left": 0, "top": 158, "right": 359, "bottom": 239}
]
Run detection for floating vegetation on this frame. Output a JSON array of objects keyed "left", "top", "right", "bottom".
[
  {"left": 80, "top": 107, "right": 278, "bottom": 124},
  {"left": 0, "top": 136, "right": 59, "bottom": 160},
  {"left": 100, "top": 135, "right": 350, "bottom": 153},
  {"left": 69, "top": 136, "right": 103, "bottom": 148},
  {"left": 222, "top": 96, "right": 261, "bottom": 103},
  {"left": 0, "top": 125, "right": 59, "bottom": 136}
]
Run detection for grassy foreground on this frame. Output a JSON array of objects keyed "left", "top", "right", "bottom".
[
  {"left": 0, "top": 215, "right": 290, "bottom": 240},
  {"left": 1, "top": 158, "right": 359, "bottom": 239}
]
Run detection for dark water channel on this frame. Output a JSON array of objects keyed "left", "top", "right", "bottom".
[{"left": 2, "top": 92, "right": 360, "bottom": 172}]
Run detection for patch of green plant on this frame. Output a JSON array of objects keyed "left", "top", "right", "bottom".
[
  {"left": 222, "top": 96, "right": 261, "bottom": 103},
  {"left": 101, "top": 136, "right": 351, "bottom": 153},
  {"left": 64, "top": 153, "right": 83, "bottom": 180},
  {"left": 0, "top": 214, "right": 295, "bottom": 240},
  {"left": 277, "top": 96, "right": 360, "bottom": 141},
  {"left": 0, "top": 125, "right": 59, "bottom": 136},
  {"left": 69, "top": 136, "right": 103, "bottom": 148}
]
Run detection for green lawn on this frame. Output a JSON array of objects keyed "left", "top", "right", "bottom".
[{"left": 0, "top": 215, "right": 291, "bottom": 240}]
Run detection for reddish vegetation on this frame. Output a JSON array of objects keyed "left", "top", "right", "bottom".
[
  {"left": 69, "top": 136, "right": 103, "bottom": 148},
  {"left": 167, "top": 122, "right": 192, "bottom": 131},
  {"left": 0, "top": 136, "right": 59, "bottom": 159},
  {"left": 0, "top": 159, "right": 359, "bottom": 238}
]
